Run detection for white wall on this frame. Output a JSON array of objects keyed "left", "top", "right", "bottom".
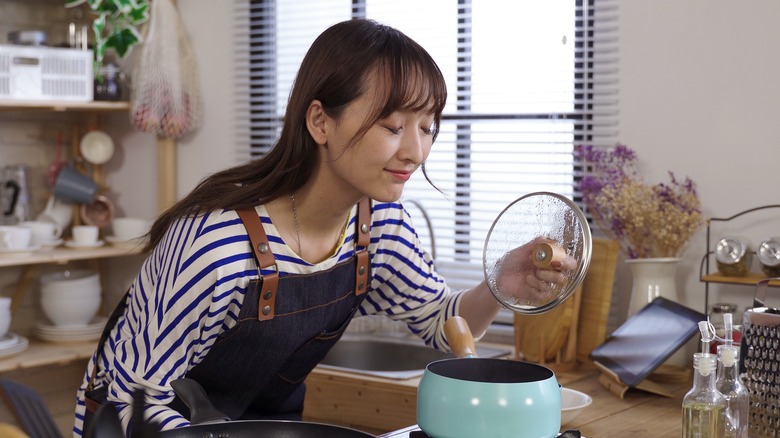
[
  {"left": 618, "top": 0, "right": 780, "bottom": 318},
  {"left": 112, "top": 1, "right": 780, "bottom": 316}
]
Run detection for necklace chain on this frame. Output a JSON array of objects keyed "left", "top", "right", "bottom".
[
  {"left": 290, "top": 192, "right": 350, "bottom": 260},
  {"left": 291, "top": 193, "right": 303, "bottom": 257}
]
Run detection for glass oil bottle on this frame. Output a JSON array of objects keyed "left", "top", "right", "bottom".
[
  {"left": 716, "top": 313, "right": 749, "bottom": 438},
  {"left": 682, "top": 321, "right": 726, "bottom": 437}
]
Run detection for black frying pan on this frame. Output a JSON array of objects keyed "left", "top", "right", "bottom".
[{"left": 86, "top": 378, "right": 375, "bottom": 438}]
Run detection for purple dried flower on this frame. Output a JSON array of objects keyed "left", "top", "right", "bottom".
[{"left": 575, "top": 143, "right": 703, "bottom": 258}]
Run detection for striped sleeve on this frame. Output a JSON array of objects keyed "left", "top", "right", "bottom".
[{"left": 359, "top": 201, "right": 464, "bottom": 351}]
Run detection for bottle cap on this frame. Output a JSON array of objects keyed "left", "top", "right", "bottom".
[{"left": 717, "top": 344, "right": 739, "bottom": 367}]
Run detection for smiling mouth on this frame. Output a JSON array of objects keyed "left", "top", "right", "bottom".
[{"left": 387, "top": 169, "right": 413, "bottom": 182}]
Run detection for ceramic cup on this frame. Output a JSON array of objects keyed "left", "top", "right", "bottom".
[
  {"left": 53, "top": 166, "right": 97, "bottom": 205},
  {"left": 0, "top": 225, "right": 32, "bottom": 250},
  {"left": 37, "top": 195, "right": 73, "bottom": 231},
  {"left": 112, "top": 217, "right": 151, "bottom": 241},
  {"left": 20, "top": 220, "right": 62, "bottom": 246},
  {"left": 71, "top": 225, "right": 99, "bottom": 245}
]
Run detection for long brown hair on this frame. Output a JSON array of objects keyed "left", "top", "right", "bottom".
[{"left": 145, "top": 19, "right": 447, "bottom": 251}]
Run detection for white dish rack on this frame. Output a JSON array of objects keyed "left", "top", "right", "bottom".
[{"left": 0, "top": 45, "right": 93, "bottom": 102}]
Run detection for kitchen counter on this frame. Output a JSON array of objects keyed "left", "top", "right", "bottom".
[{"left": 304, "top": 360, "right": 691, "bottom": 437}]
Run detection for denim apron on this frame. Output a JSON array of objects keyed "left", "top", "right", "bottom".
[{"left": 84, "top": 198, "right": 371, "bottom": 427}]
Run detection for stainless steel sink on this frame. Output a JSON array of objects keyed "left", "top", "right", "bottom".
[{"left": 316, "top": 334, "right": 512, "bottom": 379}]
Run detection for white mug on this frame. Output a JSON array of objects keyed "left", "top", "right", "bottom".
[
  {"left": 71, "top": 225, "right": 99, "bottom": 245},
  {"left": 0, "top": 225, "right": 32, "bottom": 250},
  {"left": 20, "top": 220, "right": 62, "bottom": 245},
  {"left": 37, "top": 195, "right": 73, "bottom": 231}
]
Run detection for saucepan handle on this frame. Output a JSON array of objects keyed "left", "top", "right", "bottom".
[{"left": 170, "top": 378, "right": 230, "bottom": 425}]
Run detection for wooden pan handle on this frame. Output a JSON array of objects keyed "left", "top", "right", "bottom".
[
  {"left": 532, "top": 241, "right": 567, "bottom": 269},
  {"left": 444, "top": 316, "right": 478, "bottom": 358}
]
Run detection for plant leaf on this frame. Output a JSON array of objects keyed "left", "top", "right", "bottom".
[
  {"left": 105, "top": 26, "right": 141, "bottom": 58},
  {"left": 127, "top": 2, "right": 150, "bottom": 25},
  {"left": 86, "top": 0, "right": 106, "bottom": 11},
  {"left": 92, "top": 13, "right": 107, "bottom": 36},
  {"left": 65, "top": 0, "right": 88, "bottom": 8}
]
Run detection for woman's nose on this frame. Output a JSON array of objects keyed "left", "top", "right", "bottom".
[{"left": 399, "top": 130, "right": 426, "bottom": 164}]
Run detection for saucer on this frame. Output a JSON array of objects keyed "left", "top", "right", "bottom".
[
  {"left": 0, "top": 245, "right": 41, "bottom": 257},
  {"left": 40, "top": 239, "right": 64, "bottom": 249},
  {"left": 0, "top": 333, "right": 29, "bottom": 358},
  {"left": 64, "top": 240, "right": 105, "bottom": 249},
  {"left": 105, "top": 235, "right": 144, "bottom": 248}
]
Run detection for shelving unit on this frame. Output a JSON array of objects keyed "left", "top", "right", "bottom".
[
  {"left": 0, "top": 98, "right": 153, "bottom": 373},
  {"left": 699, "top": 204, "right": 780, "bottom": 313}
]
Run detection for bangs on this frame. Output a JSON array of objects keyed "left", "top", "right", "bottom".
[
  {"left": 375, "top": 57, "right": 447, "bottom": 116},
  {"left": 357, "top": 53, "right": 447, "bottom": 141}
]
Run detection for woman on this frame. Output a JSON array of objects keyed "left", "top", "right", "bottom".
[{"left": 74, "top": 19, "right": 569, "bottom": 436}]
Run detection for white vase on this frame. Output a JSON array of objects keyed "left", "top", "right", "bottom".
[{"left": 625, "top": 257, "right": 680, "bottom": 317}]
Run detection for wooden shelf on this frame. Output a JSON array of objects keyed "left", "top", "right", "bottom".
[
  {"left": 0, "top": 244, "right": 143, "bottom": 268},
  {"left": 0, "top": 339, "right": 94, "bottom": 373},
  {"left": 701, "top": 272, "right": 780, "bottom": 287},
  {"left": 0, "top": 100, "right": 130, "bottom": 112}
]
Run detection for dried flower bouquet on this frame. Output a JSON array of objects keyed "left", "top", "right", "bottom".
[{"left": 575, "top": 144, "right": 704, "bottom": 259}]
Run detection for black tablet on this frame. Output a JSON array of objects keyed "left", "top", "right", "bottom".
[{"left": 589, "top": 296, "right": 707, "bottom": 387}]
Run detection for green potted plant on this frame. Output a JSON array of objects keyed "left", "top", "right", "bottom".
[{"left": 65, "top": 0, "right": 151, "bottom": 75}]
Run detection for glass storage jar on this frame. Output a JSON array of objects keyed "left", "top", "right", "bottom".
[
  {"left": 757, "top": 237, "right": 780, "bottom": 277},
  {"left": 715, "top": 236, "right": 752, "bottom": 277}
]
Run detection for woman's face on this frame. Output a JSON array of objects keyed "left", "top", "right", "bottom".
[{"left": 316, "top": 80, "right": 436, "bottom": 203}]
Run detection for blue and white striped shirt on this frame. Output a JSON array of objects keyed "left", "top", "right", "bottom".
[{"left": 73, "top": 200, "right": 462, "bottom": 436}]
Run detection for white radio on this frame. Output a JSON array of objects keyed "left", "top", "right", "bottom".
[{"left": 0, "top": 45, "right": 93, "bottom": 102}]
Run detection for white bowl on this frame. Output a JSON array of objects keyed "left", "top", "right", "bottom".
[
  {"left": 40, "top": 295, "right": 101, "bottom": 327},
  {"left": 561, "top": 387, "right": 592, "bottom": 426},
  {"left": 40, "top": 269, "right": 100, "bottom": 296}
]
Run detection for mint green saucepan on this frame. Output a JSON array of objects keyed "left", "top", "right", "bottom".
[{"left": 417, "top": 317, "right": 561, "bottom": 438}]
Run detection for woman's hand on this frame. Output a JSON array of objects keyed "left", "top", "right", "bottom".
[{"left": 488, "top": 237, "right": 577, "bottom": 307}]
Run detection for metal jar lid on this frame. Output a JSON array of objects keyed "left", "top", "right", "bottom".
[
  {"left": 716, "top": 236, "right": 749, "bottom": 264},
  {"left": 710, "top": 302, "right": 738, "bottom": 314},
  {"left": 757, "top": 238, "right": 780, "bottom": 268}
]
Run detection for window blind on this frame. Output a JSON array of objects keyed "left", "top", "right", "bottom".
[{"left": 233, "top": 0, "right": 619, "bottom": 335}]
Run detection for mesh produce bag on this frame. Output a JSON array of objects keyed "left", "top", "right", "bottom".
[{"left": 130, "top": 0, "right": 202, "bottom": 138}]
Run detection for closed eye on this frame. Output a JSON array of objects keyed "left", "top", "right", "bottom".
[
  {"left": 421, "top": 126, "right": 433, "bottom": 136},
  {"left": 385, "top": 126, "right": 402, "bottom": 135}
]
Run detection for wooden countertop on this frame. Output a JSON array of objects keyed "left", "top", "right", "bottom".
[
  {"left": 555, "top": 364, "right": 688, "bottom": 436},
  {"left": 304, "top": 360, "right": 691, "bottom": 437}
]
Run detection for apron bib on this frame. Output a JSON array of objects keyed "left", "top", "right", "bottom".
[{"left": 84, "top": 198, "right": 371, "bottom": 426}]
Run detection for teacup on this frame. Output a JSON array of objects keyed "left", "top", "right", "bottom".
[
  {"left": 112, "top": 217, "right": 151, "bottom": 241},
  {"left": 20, "top": 220, "right": 62, "bottom": 246},
  {"left": 71, "top": 225, "right": 99, "bottom": 245},
  {"left": 0, "top": 226, "right": 32, "bottom": 250}
]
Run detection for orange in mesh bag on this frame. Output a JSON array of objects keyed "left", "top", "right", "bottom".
[{"left": 131, "top": 0, "right": 202, "bottom": 139}]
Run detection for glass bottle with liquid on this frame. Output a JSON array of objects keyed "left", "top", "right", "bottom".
[
  {"left": 716, "top": 344, "right": 749, "bottom": 438},
  {"left": 682, "top": 352, "right": 726, "bottom": 437}
]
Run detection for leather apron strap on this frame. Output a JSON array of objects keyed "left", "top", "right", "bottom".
[
  {"left": 355, "top": 197, "right": 371, "bottom": 296},
  {"left": 237, "top": 208, "right": 279, "bottom": 321}
]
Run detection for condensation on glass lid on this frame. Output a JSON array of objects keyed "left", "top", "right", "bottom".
[{"left": 482, "top": 192, "right": 591, "bottom": 314}]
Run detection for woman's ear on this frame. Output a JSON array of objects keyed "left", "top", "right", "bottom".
[{"left": 306, "top": 100, "right": 328, "bottom": 145}]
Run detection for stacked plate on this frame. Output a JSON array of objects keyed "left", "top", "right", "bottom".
[
  {"left": 33, "top": 317, "right": 106, "bottom": 343},
  {"left": 0, "top": 333, "right": 29, "bottom": 359}
]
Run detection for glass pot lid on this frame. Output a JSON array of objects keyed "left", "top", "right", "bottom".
[{"left": 483, "top": 192, "right": 592, "bottom": 315}]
